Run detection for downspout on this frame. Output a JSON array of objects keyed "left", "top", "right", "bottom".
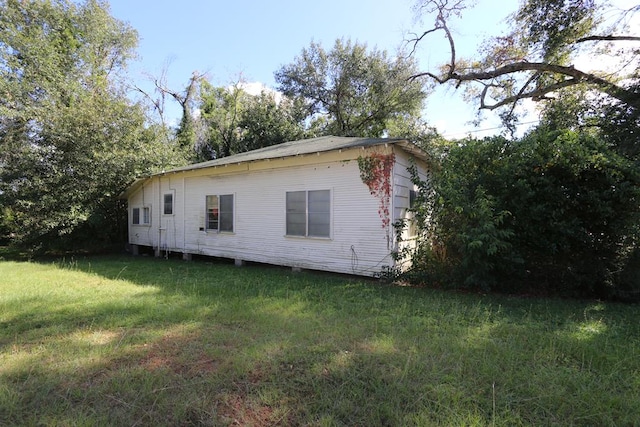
[
  {"left": 157, "top": 175, "right": 162, "bottom": 256},
  {"left": 182, "top": 176, "right": 186, "bottom": 254},
  {"left": 389, "top": 145, "right": 396, "bottom": 258}
]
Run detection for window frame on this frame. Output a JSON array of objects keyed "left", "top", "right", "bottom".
[
  {"left": 205, "top": 193, "right": 234, "bottom": 233},
  {"left": 132, "top": 206, "right": 151, "bottom": 226},
  {"left": 285, "top": 189, "right": 331, "bottom": 239},
  {"left": 163, "top": 192, "right": 174, "bottom": 215}
]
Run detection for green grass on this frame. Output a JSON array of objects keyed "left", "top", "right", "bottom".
[{"left": 0, "top": 254, "right": 638, "bottom": 426}]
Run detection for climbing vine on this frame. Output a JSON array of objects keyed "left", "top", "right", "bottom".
[{"left": 357, "top": 152, "right": 395, "bottom": 230}]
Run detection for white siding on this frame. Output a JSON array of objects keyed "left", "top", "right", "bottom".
[
  {"left": 392, "top": 148, "right": 429, "bottom": 270},
  {"left": 128, "top": 179, "right": 156, "bottom": 247},
  {"left": 127, "top": 145, "right": 429, "bottom": 276}
]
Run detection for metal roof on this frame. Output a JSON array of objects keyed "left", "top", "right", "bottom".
[
  {"left": 120, "top": 136, "right": 429, "bottom": 198},
  {"left": 163, "top": 135, "right": 428, "bottom": 174}
]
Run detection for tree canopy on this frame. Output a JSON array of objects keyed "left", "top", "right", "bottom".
[
  {"left": 194, "top": 81, "right": 306, "bottom": 160},
  {"left": 0, "top": 0, "right": 180, "bottom": 251},
  {"left": 396, "top": 0, "right": 640, "bottom": 299},
  {"left": 275, "top": 39, "right": 428, "bottom": 137}
]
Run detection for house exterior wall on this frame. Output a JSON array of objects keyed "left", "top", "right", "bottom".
[
  {"left": 127, "top": 145, "right": 428, "bottom": 276},
  {"left": 392, "top": 147, "right": 428, "bottom": 270}
]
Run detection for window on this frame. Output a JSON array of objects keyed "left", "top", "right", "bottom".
[
  {"left": 206, "top": 194, "right": 233, "bottom": 232},
  {"left": 143, "top": 207, "right": 150, "bottom": 224},
  {"left": 286, "top": 190, "right": 330, "bottom": 238},
  {"left": 163, "top": 193, "right": 173, "bottom": 215},
  {"left": 132, "top": 207, "right": 150, "bottom": 225}
]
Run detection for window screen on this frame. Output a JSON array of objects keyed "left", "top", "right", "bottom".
[
  {"left": 286, "top": 190, "right": 330, "bottom": 238},
  {"left": 206, "top": 194, "right": 233, "bottom": 232},
  {"left": 164, "top": 193, "right": 173, "bottom": 215}
]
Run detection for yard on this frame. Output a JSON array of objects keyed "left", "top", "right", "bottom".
[{"left": 0, "top": 254, "right": 638, "bottom": 426}]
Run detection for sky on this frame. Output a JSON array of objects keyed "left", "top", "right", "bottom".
[{"left": 106, "top": 0, "right": 529, "bottom": 137}]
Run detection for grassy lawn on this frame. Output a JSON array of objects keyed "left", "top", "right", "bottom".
[{"left": 0, "top": 254, "right": 638, "bottom": 426}]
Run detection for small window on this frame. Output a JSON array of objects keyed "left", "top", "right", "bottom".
[
  {"left": 206, "top": 194, "right": 233, "bottom": 232},
  {"left": 142, "top": 207, "right": 151, "bottom": 224},
  {"left": 286, "top": 190, "right": 330, "bottom": 238},
  {"left": 132, "top": 207, "right": 150, "bottom": 225},
  {"left": 163, "top": 193, "right": 173, "bottom": 215}
]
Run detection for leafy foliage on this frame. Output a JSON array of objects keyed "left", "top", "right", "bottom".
[
  {"left": 408, "top": 130, "right": 640, "bottom": 298},
  {"left": 237, "top": 91, "right": 307, "bottom": 152},
  {"left": 198, "top": 81, "right": 246, "bottom": 159},
  {"left": 0, "top": 0, "right": 181, "bottom": 251},
  {"left": 275, "top": 38, "right": 428, "bottom": 137},
  {"left": 197, "top": 82, "right": 306, "bottom": 160}
]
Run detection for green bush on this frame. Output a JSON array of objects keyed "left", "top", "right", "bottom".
[{"left": 409, "top": 129, "right": 640, "bottom": 298}]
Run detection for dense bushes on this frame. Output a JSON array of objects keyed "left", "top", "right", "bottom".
[{"left": 408, "top": 129, "right": 640, "bottom": 299}]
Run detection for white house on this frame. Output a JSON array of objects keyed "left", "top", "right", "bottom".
[{"left": 121, "top": 136, "right": 430, "bottom": 276}]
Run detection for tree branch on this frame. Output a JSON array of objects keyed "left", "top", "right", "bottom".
[
  {"left": 406, "top": 28, "right": 441, "bottom": 57},
  {"left": 133, "top": 84, "right": 166, "bottom": 126},
  {"left": 576, "top": 35, "right": 640, "bottom": 43},
  {"left": 420, "top": 61, "right": 639, "bottom": 110},
  {"left": 408, "top": 0, "right": 640, "bottom": 116},
  {"left": 480, "top": 79, "right": 580, "bottom": 110}
]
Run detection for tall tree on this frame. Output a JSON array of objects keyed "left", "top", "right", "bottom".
[
  {"left": 275, "top": 39, "right": 428, "bottom": 137},
  {"left": 198, "top": 80, "right": 247, "bottom": 160},
  {"left": 409, "top": 0, "right": 640, "bottom": 119},
  {"left": 197, "top": 82, "right": 306, "bottom": 160},
  {"left": 236, "top": 90, "right": 306, "bottom": 152},
  {"left": 153, "top": 70, "right": 205, "bottom": 158},
  {"left": 0, "top": 0, "right": 178, "bottom": 250}
]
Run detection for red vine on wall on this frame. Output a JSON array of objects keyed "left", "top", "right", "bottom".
[{"left": 357, "top": 152, "right": 395, "bottom": 230}]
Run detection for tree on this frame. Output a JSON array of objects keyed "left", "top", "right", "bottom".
[
  {"left": 198, "top": 80, "right": 248, "bottom": 159},
  {"left": 409, "top": 0, "right": 640, "bottom": 119},
  {"left": 149, "top": 70, "right": 206, "bottom": 158},
  {"left": 0, "top": 0, "right": 179, "bottom": 251},
  {"left": 197, "top": 81, "right": 307, "bottom": 160},
  {"left": 275, "top": 39, "right": 428, "bottom": 137},
  {"left": 236, "top": 90, "right": 307, "bottom": 152}
]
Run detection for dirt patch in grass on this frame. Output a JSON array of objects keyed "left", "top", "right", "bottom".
[
  {"left": 138, "top": 331, "right": 222, "bottom": 377},
  {"left": 217, "top": 393, "right": 277, "bottom": 426}
]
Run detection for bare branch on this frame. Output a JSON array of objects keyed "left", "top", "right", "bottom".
[
  {"left": 406, "top": 28, "right": 441, "bottom": 57},
  {"left": 133, "top": 84, "right": 166, "bottom": 126},
  {"left": 480, "top": 79, "right": 580, "bottom": 110},
  {"left": 408, "top": 0, "right": 640, "bottom": 115},
  {"left": 437, "top": 62, "right": 639, "bottom": 110},
  {"left": 576, "top": 35, "right": 640, "bottom": 43}
]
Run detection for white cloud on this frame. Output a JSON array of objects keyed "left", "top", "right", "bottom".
[{"left": 235, "top": 81, "right": 284, "bottom": 104}]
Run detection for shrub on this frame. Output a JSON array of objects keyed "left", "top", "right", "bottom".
[{"left": 408, "top": 129, "right": 640, "bottom": 298}]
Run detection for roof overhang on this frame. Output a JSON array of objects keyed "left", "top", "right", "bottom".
[{"left": 118, "top": 176, "right": 150, "bottom": 200}]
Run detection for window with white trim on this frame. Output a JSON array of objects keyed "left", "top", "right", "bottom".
[
  {"left": 143, "top": 207, "right": 150, "bottom": 224},
  {"left": 163, "top": 193, "right": 173, "bottom": 215},
  {"left": 206, "top": 194, "right": 234, "bottom": 232},
  {"left": 132, "top": 207, "right": 151, "bottom": 225},
  {"left": 286, "top": 190, "right": 330, "bottom": 238}
]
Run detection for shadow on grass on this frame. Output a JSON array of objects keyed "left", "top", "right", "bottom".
[{"left": 1, "top": 253, "right": 639, "bottom": 426}]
